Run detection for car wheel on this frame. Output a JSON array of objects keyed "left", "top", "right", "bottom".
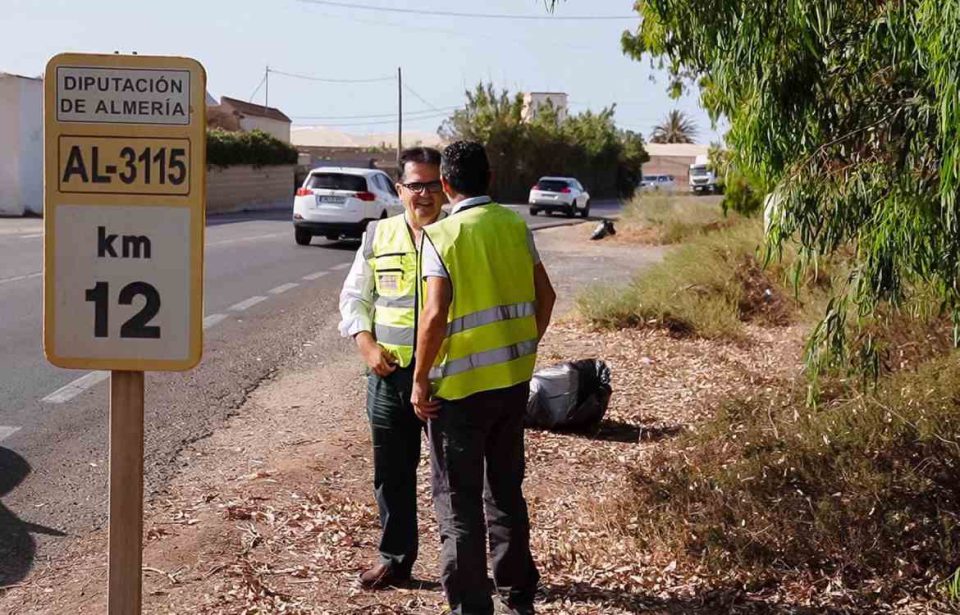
[
  {"left": 566, "top": 203, "right": 576, "bottom": 218},
  {"left": 380, "top": 210, "right": 388, "bottom": 219},
  {"left": 580, "top": 200, "right": 591, "bottom": 218},
  {"left": 529, "top": 207, "right": 538, "bottom": 216},
  {"left": 295, "top": 228, "right": 312, "bottom": 246}
]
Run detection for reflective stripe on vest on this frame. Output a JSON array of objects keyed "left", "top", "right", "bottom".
[
  {"left": 376, "top": 295, "right": 417, "bottom": 309},
  {"left": 422, "top": 202, "right": 538, "bottom": 400},
  {"left": 447, "top": 301, "right": 536, "bottom": 336},
  {"left": 366, "top": 215, "right": 417, "bottom": 368},
  {"left": 375, "top": 323, "right": 415, "bottom": 347},
  {"left": 429, "top": 338, "right": 538, "bottom": 380}
]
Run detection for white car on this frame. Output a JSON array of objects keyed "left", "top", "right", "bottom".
[
  {"left": 292, "top": 167, "right": 402, "bottom": 245},
  {"left": 639, "top": 174, "right": 677, "bottom": 191},
  {"left": 528, "top": 177, "right": 591, "bottom": 218}
]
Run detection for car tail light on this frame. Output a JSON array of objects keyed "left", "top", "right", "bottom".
[
  {"left": 561, "top": 187, "right": 571, "bottom": 193},
  {"left": 296, "top": 188, "right": 313, "bottom": 196},
  {"left": 355, "top": 191, "right": 376, "bottom": 202},
  {"left": 532, "top": 185, "right": 539, "bottom": 191}
]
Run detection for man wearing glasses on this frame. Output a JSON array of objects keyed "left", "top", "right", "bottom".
[{"left": 338, "top": 147, "right": 446, "bottom": 588}]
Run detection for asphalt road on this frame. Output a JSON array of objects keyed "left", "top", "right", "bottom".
[{"left": 0, "top": 199, "right": 620, "bottom": 583}]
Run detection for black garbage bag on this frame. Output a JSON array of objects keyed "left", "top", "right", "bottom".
[
  {"left": 525, "top": 359, "right": 612, "bottom": 430},
  {"left": 590, "top": 219, "right": 616, "bottom": 240}
]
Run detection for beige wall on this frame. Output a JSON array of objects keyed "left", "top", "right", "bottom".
[
  {"left": 206, "top": 165, "right": 295, "bottom": 214},
  {"left": 644, "top": 155, "right": 698, "bottom": 185},
  {"left": 237, "top": 116, "right": 291, "bottom": 143}
]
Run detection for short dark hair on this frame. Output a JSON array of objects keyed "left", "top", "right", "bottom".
[
  {"left": 441, "top": 141, "right": 490, "bottom": 197},
  {"left": 398, "top": 146, "right": 441, "bottom": 180}
]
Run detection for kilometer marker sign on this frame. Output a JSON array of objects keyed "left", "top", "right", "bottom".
[{"left": 43, "top": 53, "right": 206, "bottom": 371}]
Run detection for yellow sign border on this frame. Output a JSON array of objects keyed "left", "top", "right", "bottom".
[{"left": 43, "top": 53, "right": 206, "bottom": 372}]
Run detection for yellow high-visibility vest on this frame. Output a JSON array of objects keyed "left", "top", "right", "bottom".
[
  {"left": 363, "top": 214, "right": 417, "bottom": 368},
  {"left": 421, "top": 202, "right": 538, "bottom": 400}
]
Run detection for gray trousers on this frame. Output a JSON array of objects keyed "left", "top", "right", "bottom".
[
  {"left": 427, "top": 382, "right": 540, "bottom": 615},
  {"left": 366, "top": 366, "right": 422, "bottom": 575}
]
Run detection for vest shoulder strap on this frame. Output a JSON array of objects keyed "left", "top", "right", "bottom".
[{"left": 361, "top": 220, "right": 379, "bottom": 260}]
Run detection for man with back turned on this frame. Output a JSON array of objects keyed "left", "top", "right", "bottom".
[{"left": 412, "top": 141, "right": 557, "bottom": 614}]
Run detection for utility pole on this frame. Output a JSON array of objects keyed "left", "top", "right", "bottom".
[
  {"left": 397, "top": 66, "right": 402, "bottom": 170},
  {"left": 265, "top": 65, "right": 270, "bottom": 110}
]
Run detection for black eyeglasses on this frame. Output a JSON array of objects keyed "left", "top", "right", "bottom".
[{"left": 399, "top": 180, "right": 443, "bottom": 194}]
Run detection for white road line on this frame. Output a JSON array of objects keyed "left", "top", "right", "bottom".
[
  {"left": 0, "top": 272, "right": 42, "bottom": 286},
  {"left": 269, "top": 283, "right": 299, "bottom": 295},
  {"left": 207, "top": 232, "right": 286, "bottom": 247},
  {"left": 331, "top": 262, "right": 352, "bottom": 271},
  {"left": 42, "top": 371, "right": 110, "bottom": 404},
  {"left": 19, "top": 233, "right": 43, "bottom": 239},
  {"left": 302, "top": 271, "right": 329, "bottom": 281},
  {"left": 228, "top": 296, "right": 267, "bottom": 312},
  {"left": 203, "top": 313, "right": 228, "bottom": 329},
  {"left": 0, "top": 426, "right": 21, "bottom": 442}
]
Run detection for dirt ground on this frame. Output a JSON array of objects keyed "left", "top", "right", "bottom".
[{"left": 0, "top": 224, "right": 834, "bottom": 614}]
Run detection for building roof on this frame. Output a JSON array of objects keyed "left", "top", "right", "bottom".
[
  {"left": 0, "top": 72, "right": 42, "bottom": 82},
  {"left": 219, "top": 96, "right": 291, "bottom": 123},
  {"left": 644, "top": 143, "right": 710, "bottom": 157}
]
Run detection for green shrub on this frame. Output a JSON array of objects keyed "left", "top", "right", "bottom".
[
  {"left": 577, "top": 220, "right": 793, "bottom": 338},
  {"left": 440, "top": 83, "right": 648, "bottom": 200},
  {"left": 207, "top": 129, "right": 298, "bottom": 167},
  {"left": 720, "top": 168, "right": 764, "bottom": 217}
]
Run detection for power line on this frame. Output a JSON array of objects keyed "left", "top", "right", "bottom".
[
  {"left": 402, "top": 83, "right": 442, "bottom": 111},
  {"left": 248, "top": 74, "right": 267, "bottom": 102},
  {"left": 268, "top": 67, "right": 395, "bottom": 84},
  {"left": 297, "top": 0, "right": 638, "bottom": 20},
  {"left": 301, "top": 8, "right": 600, "bottom": 51}
]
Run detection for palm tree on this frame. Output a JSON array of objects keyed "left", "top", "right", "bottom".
[{"left": 650, "top": 110, "right": 698, "bottom": 144}]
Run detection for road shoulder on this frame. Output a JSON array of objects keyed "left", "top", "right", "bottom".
[{"left": 0, "top": 222, "right": 676, "bottom": 613}]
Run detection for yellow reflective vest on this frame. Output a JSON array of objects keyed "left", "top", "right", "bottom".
[
  {"left": 363, "top": 215, "right": 418, "bottom": 368},
  {"left": 421, "top": 201, "right": 539, "bottom": 400}
]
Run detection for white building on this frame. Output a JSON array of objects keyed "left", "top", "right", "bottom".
[
  {"left": 213, "top": 96, "right": 292, "bottom": 144},
  {"left": 522, "top": 92, "right": 569, "bottom": 123},
  {"left": 0, "top": 73, "right": 43, "bottom": 215}
]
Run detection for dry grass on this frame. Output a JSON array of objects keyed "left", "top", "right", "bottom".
[
  {"left": 577, "top": 220, "right": 801, "bottom": 339},
  {"left": 621, "top": 353, "right": 960, "bottom": 605},
  {"left": 620, "top": 192, "right": 735, "bottom": 245}
]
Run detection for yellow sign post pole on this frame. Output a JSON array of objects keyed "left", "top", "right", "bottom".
[{"left": 43, "top": 53, "right": 206, "bottom": 614}]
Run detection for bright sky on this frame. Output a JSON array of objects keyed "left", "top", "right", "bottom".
[{"left": 3, "top": 0, "right": 723, "bottom": 143}]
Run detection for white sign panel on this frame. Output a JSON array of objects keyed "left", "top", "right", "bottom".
[
  {"left": 56, "top": 67, "right": 190, "bottom": 125},
  {"left": 53, "top": 205, "right": 191, "bottom": 361}
]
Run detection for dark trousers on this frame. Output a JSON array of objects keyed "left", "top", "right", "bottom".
[
  {"left": 428, "top": 382, "right": 540, "bottom": 615},
  {"left": 366, "top": 365, "right": 423, "bottom": 575}
]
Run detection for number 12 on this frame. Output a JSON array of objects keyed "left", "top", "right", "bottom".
[{"left": 85, "top": 281, "right": 161, "bottom": 338}]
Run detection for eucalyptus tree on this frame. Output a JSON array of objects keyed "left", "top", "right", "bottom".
[{"left": 604, "top": 1, "right": 960, "bottom": 375}]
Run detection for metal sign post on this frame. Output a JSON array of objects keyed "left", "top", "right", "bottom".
[{"left": 43, "top": 53, "right": 206, "bottom": 614}]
